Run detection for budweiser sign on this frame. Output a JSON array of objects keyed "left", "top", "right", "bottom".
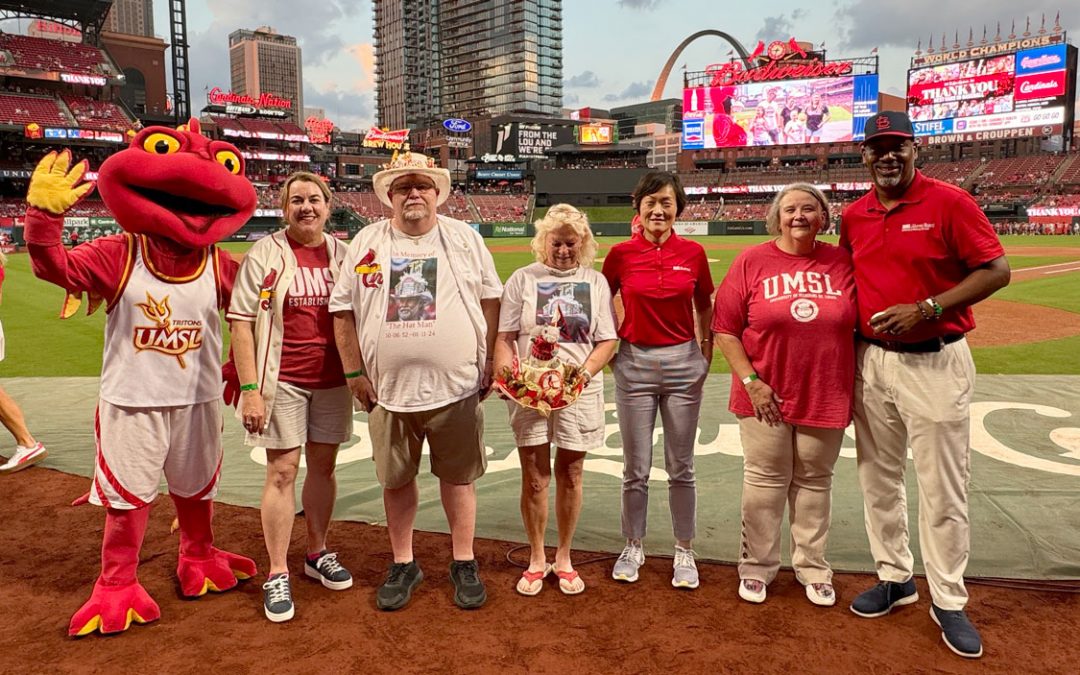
[
  {"left": 207, "top": 87, "right": 292, "bottom": 109},
  {"left": 707, "top": 37, "right": 852, "bottom": 87},
  {"left": 305, "top": 116, "right": 335, "bottom": 144},
  {"left": 362, "top": 127, "right": 410, "bottom": 149}
]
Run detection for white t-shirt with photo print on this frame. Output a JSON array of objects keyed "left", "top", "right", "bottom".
[
  {"left": 375, "top": 226, "right": 479, "bottom": 412},
  {"left": 498, "top": 262, "right": 617, "bottom": 392}
]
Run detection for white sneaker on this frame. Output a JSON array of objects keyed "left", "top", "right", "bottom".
[
  {"left": 672, "top": 546, "right": 699, "bottom": 589},
  {"left": 738, "top": 578, "right": 766, "bottom": 604},
  {"left": 612, "top": 541, "right": 645, "bottom": 583},
  {"left": 0, "top": 442, "right": 47, "bottom": 474},
  {"left": 805, "top": 582, "right": 836, "bottom": 607}
]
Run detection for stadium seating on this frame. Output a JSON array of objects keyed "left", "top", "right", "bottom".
[
  {"left": 919, "top": 159, "right": 981, "bottom": 186},
  {"left": 0, "top": 34, "right": 112, "bottom": 76},
  {"left": 681, "top": 199, "right": 722, "bottom": 221},
  {"left": 62, "top": 96, "right": 133, "bottom": 132},
  {"left": 976, "top": 155, "right": 1066, "bottom": 189},
  {"left": 471, "top": 194, "right": 528, "bottom": 222},
  {"left": 0, "top": 92, "right": 69, "bottom": 126}
]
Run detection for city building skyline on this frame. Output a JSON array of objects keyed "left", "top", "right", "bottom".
[
  {"left": 228, "top": 26, "right": 304, "bottom": 123},
  {"left": 374, "top": 0, "right": 563, "bottom": 130},
  {"left": 104, "top": 0, "right": 155, "bottom": 38}
]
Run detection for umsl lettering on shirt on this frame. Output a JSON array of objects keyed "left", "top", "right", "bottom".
[
  {"left": 132, "top": 321, "right": 204, "bottom": 358},
  {"left": 288, "top": 267, "right": 334, "bottom": 305},
  {"left": 762, "top": 271, "right": 844, "bottom": 300}
]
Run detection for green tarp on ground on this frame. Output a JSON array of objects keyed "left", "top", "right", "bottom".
[{"left": 4, "top": 375, "right": 1079, "bottom": 579}]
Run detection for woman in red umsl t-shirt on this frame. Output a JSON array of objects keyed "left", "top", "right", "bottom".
[
  {"left": 229, "top": 172, "right": 352, "bottom": 623},
  {"left": 712, "top": 183, "right": 855, "bottom": 608}
]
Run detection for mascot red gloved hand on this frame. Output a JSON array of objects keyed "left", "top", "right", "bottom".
[{"left": 24, "top": 119, "right": 258, "bottom": 637}]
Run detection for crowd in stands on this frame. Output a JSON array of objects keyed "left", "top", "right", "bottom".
[
  {"left": 62, "top": 96, "right": 134, "bottom": 133},
  {"left": 0, "top": 33, "right": 115, "bottom": 76},
  {"left": 992, "top": 221, "right": 1079, "bottom": 235}
]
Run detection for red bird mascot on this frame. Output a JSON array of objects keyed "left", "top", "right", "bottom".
[{"left": 24, "top": 119, "right": 258, "bottom": 636}]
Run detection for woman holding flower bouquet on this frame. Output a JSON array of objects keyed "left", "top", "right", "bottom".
[{"left": 493, "top": 204, "right": 617, "bottom": 596}]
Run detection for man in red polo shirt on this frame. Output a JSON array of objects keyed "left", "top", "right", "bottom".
[{"left": 840, "top": 111, "right": 1010, "bottom": 659}]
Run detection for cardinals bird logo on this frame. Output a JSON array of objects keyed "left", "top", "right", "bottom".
[{"left": 132, "top": 292, "right": 203, "bottom": 368}]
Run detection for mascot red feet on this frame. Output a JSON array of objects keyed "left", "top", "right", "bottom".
[
  {"left": 25, "top": 120, "right": 258, "bottom": 637},
  {"left": 69, "top": 508, "right": 160, "bottom": 636},
  {"left": 173, "top": 496, "right": 257, "bottom": 596}
]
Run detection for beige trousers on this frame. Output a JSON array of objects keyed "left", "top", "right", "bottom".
[
  {"left": 737, "top": 416, "right": 844, "bottom": 585},
  {"left": 853, "top": 339, "right": 975, "bottom": 611}
]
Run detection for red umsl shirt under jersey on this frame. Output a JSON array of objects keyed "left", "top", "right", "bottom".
[
  {"left": 712, "top": 241, "right": 856, "bottom": 429},
  {"left": 278, "top": 235, "right": 345, "bottom": 389},
  {"left": 602, "top": 230, "right": 714, "bottom": 346},
  {"left": 840, "top": 171, "right": 1005, "bottom": 342}
]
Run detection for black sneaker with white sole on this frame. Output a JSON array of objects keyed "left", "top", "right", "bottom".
[
  {"left": 931, "top": 605, "right": 983, "bottom": 658},
  {"left": 262, "top": 573, "right": 294, "bottom": 623},
  {"left": 304, "top": 551, "right": 353, "bottom": 590},
  {"left": 850, "top": 579, "right": 919, "bottom": 618}
]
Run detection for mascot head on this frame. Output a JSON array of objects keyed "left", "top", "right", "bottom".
[{"left": 97, "top": 118, "right": 257, "bottom": 248}]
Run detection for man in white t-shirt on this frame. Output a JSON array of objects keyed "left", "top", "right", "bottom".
[{"left": 331, "top": 151, "right": 502, "bottom": 612}]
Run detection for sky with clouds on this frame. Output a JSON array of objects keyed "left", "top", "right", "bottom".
[{"left": 147, "top": 0, "right": 1077, "bottom": 131}]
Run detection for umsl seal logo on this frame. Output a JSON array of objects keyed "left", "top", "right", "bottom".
[
  {"left": 132, "top": 292, "right": 204, "bottom": 368},
  {"left": 790, "top": 298, "right": 819, "bottom": 323}
]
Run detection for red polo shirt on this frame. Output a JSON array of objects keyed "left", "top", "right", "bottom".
[
  {"left": 840, "top": 171, "right": 1004, "bottom": 342},
  {"left": 602, "top": 230, "right": 714, "bottom": 346}
]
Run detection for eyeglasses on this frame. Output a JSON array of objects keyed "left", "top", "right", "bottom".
[{"left": 390, "top": 182, "right": 436, "bottom": 196}]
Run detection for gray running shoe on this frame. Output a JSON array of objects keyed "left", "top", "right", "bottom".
[
  {"left": 672, "top": 546, "right": 699, "bottom": 589},
  {"left": 611, "top": 541, "right": 645, "bottom": 583}
]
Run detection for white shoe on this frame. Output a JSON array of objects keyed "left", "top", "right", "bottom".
[
  {"left": 612, "top": 541, "right": 645, "bottom": 583},
  {"left": 671, "top": 546, "right": 699, "bottom": 589},
  {"left": 738, "top": 578, "right": 766, "bottom": 604},
  {"left": 805, "top": 582, "right": 836, "bottom": 607},
  {"left": 0, "top": 442, "right": 47, "bottom": 474}
]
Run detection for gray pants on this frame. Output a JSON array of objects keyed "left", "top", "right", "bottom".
[{"left": 613, "top": 340, "right": 708, "bottom": 542}]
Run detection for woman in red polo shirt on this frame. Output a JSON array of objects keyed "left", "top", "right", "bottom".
[
  {"left": 602, "top": 171, "right": 714, "bottom": 590},
  {"left": 712, "top": 183, "right": 855, "bottom": 607}
]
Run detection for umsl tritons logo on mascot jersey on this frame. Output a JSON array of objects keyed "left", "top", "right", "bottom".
[{"left": 132, "top": 292, "right": 204, "bottom": 368}]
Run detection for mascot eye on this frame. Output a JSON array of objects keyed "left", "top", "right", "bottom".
[
  {"left": 215, "top": 150, "right": 242, "bottom": 175},
  {"left": 142, "top": 132, "right": 181, "bottom": 155}
]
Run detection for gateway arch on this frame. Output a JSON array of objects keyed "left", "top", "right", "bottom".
[{"left": 651, "top": 30, "right": 754, "bottom": 101}]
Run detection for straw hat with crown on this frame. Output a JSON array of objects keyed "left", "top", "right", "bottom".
[{"left": 372, "top": 145, "right": 452, "bottom": 208}]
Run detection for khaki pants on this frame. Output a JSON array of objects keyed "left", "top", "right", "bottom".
[
  {"left": 737, "top": 417, "right": 844, "bottom": 585},
  {"left": 853, "top": 339, "right": 975, "bottom": 611}
]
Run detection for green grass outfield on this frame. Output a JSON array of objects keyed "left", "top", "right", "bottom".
[{"left": 2, "top": 235, "right": 1077, "bottom": 377}]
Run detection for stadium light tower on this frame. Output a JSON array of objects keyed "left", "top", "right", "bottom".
[{"left": 169, "top": 0, "right": 191, "bottom": 122}]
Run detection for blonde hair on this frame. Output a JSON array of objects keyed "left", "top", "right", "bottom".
[
  {"left": 765, "top": 183, "right": 830, "bottom": 235},
  {"left": 279, "top": 171, "right": 332, "bottom": 221},
  {"left": 531, "top": 203, "right": 598, "bottom": 268}
]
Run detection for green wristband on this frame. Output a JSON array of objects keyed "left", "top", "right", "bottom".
[
  {"left": 239, "top": 383, "right": 258, "bottom": 392},
  {"left": 344, "top": 369, "right": 365, "bottom": 379}
]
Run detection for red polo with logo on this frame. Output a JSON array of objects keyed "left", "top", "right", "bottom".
[
  {"left": 602, "top": 230, "right": 714, "bottom": 346},
  {"left": 840, "top": 170, "right": 1004, "bottom": 342}
]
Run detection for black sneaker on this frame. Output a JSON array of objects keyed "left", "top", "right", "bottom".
[
  {"left": 449, "top": 560, "right": 487, "bottom": 610},
  {"left": 376, "top": 560, "right": 423, "bottom": 611},
  {"left": 931, "top": 605, "right": 983, "bottom": 658},
  {"left": 850, "top": 579, "right": 919, "bottom": 618},
  {"left": 262, "top": 573, "right": 294, "bottom": 623},
  {"left": 304, "top": 551, "right": 353, "bottom": 591}
]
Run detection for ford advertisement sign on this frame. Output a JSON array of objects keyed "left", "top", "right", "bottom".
[{"left": 443, "top": 118, "right": 472, "bottom": 133}]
